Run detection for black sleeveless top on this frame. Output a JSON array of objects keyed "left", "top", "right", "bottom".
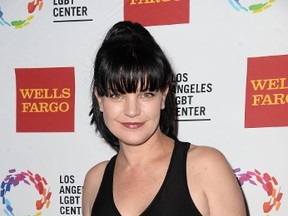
[{"left": 91, "top": 140, "right": 202, "bottom": 216}]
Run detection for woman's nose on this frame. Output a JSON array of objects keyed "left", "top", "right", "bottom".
[{"left": 124, "top": 95, "right": 140, "bottom": 117}]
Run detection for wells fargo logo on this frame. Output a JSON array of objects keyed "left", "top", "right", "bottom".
[
  {"left": 245, "top": 55, "right": 288, "bottom": 128},
  {"left": 124, "top": 0, "right": 189, "bottom": 26},
  {"left": 15, "top": 67, "right": 75, "bottom": 132}
]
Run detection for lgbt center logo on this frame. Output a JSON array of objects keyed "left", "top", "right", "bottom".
[
  {"left": 228, "top": 0, "right": 276, "bottom": 13},
  {"left": 0, "top": 0, "right": 43, "bottom": 29},
  {"left": 0, "top": 169, "right": 52, "bottom": 215},
  {"left": 234, "top": 168, "right": 283, "bottom": 215}
]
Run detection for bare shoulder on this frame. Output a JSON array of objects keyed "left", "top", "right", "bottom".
[
  {"left": 82, "top": 160, "right": 109, "bottom": 216},
  {"left": 187, "top": 144, "right": 231, "bottom": 172},
  {"left": 84, "top": 160, "right": 109, "bottom": 187},
  {"left": 186, "top": 144, "right": 236, "bottom": 185}
]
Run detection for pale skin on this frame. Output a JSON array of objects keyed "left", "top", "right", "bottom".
[{"left": 82, "top": 87, "right": 247, "bottom": 216}]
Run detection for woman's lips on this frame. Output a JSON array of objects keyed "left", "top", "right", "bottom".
[{"left": 121, "top": 122, "right": 144, "bottom": 129}]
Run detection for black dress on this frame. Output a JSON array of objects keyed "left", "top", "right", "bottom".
[{"left": 91, "top": 140, "right": 202, "bottom": 216}]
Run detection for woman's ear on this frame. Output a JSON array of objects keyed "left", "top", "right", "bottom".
[
  {"left": 161, "top": 86, "right": 169, "bottom": 110},
  {"left": 95, "top": 90, "right": 104, "bottom": 112}
]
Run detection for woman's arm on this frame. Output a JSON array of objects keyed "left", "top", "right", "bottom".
[
  {"left": 82, "top": 161, "right": 108, "bottom": 216},
  {"left": 187, "top": 146, "right": 247, "bottom": 216}
]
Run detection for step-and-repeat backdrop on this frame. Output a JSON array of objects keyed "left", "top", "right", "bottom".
[{"left": 1, "top": 1, "right": 287, "bottom": 215}]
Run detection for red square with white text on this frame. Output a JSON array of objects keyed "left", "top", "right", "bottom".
[
  {"left": 124, "top": 0, "right": 190, "bottom": 26},
  {"left": 16, "top": 67, "right": 75, "bottom": 132},
  {"left": 245, "top": 55, "right": 288, "bottom": 128}
]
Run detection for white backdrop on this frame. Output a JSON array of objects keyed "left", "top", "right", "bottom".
[{"left": 1, "top": 1, "right": 288, "bottom": 215}]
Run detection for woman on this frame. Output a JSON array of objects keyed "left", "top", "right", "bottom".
[{"left": 82, "top": 21, "right": 246, "bottom": 216}]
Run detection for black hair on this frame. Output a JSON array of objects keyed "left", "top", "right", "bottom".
[{"left": 90, "top": 21, "right": 176, "bottom": 151}]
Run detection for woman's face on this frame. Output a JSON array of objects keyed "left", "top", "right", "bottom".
[{"left": 96, "top": 88, "right": 168, "bottom": 146}]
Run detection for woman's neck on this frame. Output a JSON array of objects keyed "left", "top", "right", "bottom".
[{"left": 117, "top": 133, "right": 174, "bottom": 168}]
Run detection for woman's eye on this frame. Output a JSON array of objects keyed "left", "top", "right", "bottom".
[
  {"left": 141, "top": 92, "right": 155, "bottom": 98},
  {"left": 109, "top": 93, "right": 122, "bottom": 99}
]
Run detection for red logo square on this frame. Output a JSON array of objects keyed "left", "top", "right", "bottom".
[
  {"left": 124, "top": 0, "right": 190, "bottom": 26},
  {"left": 245, "top": 55, "right": 288, "bottom": 128},
  {"left": 15, "top": 67, "right": 75, "bottom": 132}
]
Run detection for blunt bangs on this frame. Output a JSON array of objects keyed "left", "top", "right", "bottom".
[{"left": 95, "top": 43, "right": 169, "bottom": 96}]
